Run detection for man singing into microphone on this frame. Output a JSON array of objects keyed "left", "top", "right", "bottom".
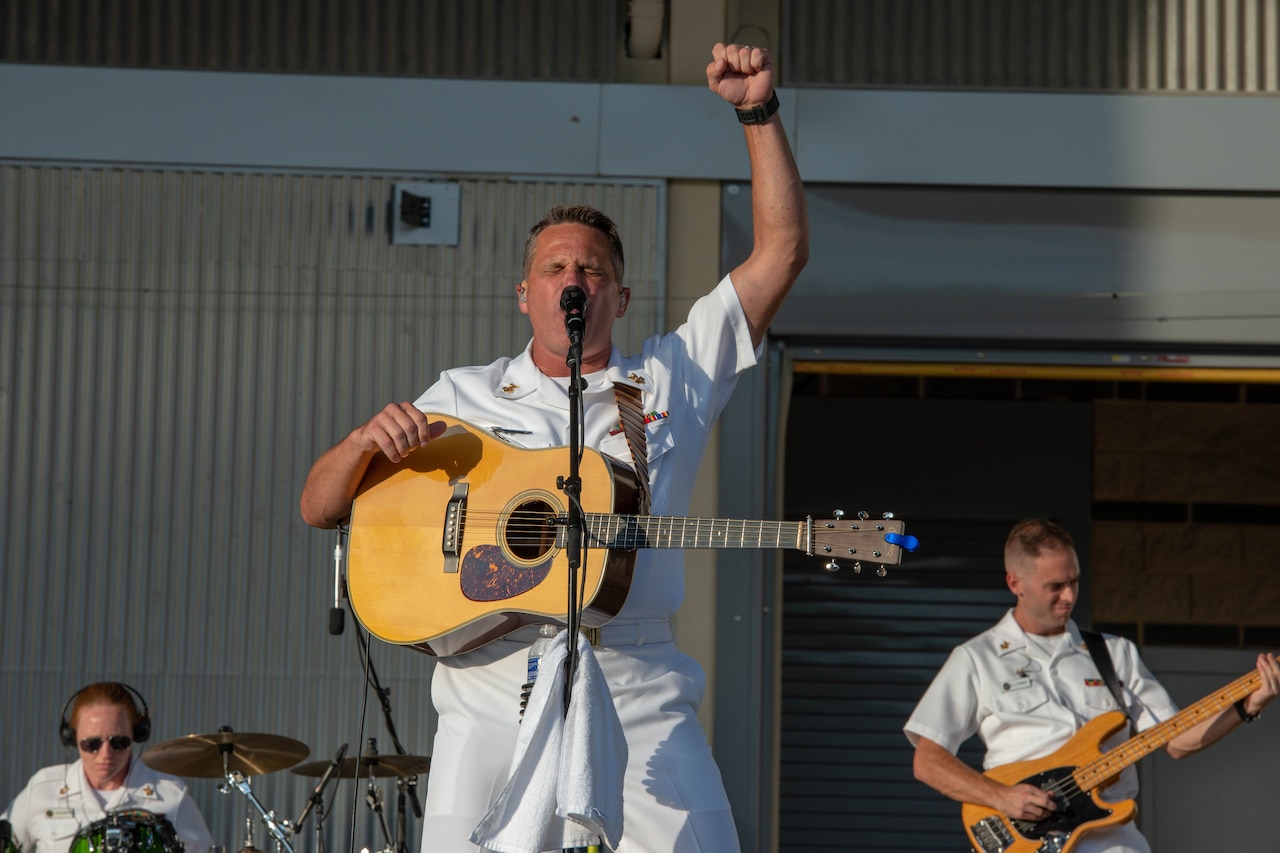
[{"left": 299, "top": 42, "right": 808, "bottom": 853}]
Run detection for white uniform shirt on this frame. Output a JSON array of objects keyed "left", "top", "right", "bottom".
[
  {"left": 904, "top": 612, "right": 1180, "bottom": 853},
  {"left": 2, "top": 757, "right": 215, "bottom": 853},
  {"left": 413, "top": 274, "right": 760, "bottom": 622}
]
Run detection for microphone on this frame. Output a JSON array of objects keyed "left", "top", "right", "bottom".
[
  {"left": 329, "top": 528, "right": 345, "bottom": 635},
  {"left": 295, "top": 743, "right": 348, "bottom": 830},
  {"left": 561, "top": 286, "right": 586, "bottom": 362}
]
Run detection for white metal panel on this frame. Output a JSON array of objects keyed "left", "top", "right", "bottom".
[
  {"left": 5, "top": 66, "right": 1280, "bottom": 191},
  {"left": 745, "top": 184, "right": 1280, "bottom": 347}
]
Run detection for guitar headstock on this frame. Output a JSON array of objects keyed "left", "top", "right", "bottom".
[{"left": 807, "top": 511, "right": 919, "bottom": 576}]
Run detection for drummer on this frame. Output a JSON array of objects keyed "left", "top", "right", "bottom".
[{"left": 1, "top": 682, "right": 215, "bottom": 853}]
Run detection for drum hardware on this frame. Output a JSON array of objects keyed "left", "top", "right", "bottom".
[
  {"left": 234, "top": 813, "right": 265, "bottom": 853},
  {"left": 292, "top": 743, "right": 348, "bottom": 853},
  {"left": 140, "top": 726, "right": 310, "bottom": 853},
  {"left": 359, "top": 740, "right": 413, "bottom": 853},
  {"left": 291, "top": 739, "right": 428, "bottom": 853},
  {"left": 224, "top": 772, "right": 295, "bottom": 853},
  {"left": 363, "top": 776, "right": 394, "bottom": 853}
]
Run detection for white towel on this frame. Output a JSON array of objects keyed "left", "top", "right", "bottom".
[{"left": 470, "top": 630, "right": 627, "bottom": 853}]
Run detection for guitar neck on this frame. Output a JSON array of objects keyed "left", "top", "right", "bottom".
[
  {"left": 585, "top": 514, "right": 810, "bottom": 551},
  {"left": 1074, "top": 662, "right": 1270, "bottom": 791}
]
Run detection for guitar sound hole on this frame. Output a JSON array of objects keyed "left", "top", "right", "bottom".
[{"left": 506, "top": 499, "right": 558, "bottom": 562}]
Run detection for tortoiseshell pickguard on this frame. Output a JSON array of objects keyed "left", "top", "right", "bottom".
[{"left": 459, "top": 543, "right": 553, "bottom": 601}]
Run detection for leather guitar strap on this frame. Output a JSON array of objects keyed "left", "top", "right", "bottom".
[
  {"left": 1081, "top": 629, "right": 1137, "bottom": 736},
  {"left": 613, "top": 382, "right": 652, "bottom": 515}
]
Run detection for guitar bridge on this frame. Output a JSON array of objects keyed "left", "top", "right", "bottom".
[
  {"left": 441, "top": 483, "right": 468, "bottom": 573},
  {"left": 970, "top": 816, "right": 1014, "bottom": 853}
]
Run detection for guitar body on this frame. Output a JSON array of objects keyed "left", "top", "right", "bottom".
[
  {"left": 347, "top": 415, "right": 640, "bottom": 657},
  {"left": 962, "top": 711, "right": 1135, "bottom": 853}
]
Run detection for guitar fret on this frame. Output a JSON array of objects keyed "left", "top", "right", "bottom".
[
  {"left": 1074, "top": 671, "right": 1263, "bottom": 791},
  {"left": 592, "top": 514, "right": 879, "bottom": 551}
]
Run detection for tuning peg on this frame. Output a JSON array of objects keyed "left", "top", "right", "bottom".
[
  {"left": 876, "top": 565, "right": 888, "bottom": 577},
  {"left": 823, "top": 559, "right": 841, "bottom": 573},
  {"left": 857, "top": 510, "right": 869, "bottom": 520},
  {"left": 882, "top": 511, "right": 895, "bottom": 519},
  {"left": 852, "top": 561, "right": 862, "bottom": 574},
  {"left": 832, "top": 509, "right": 844, "bottom": 520}
]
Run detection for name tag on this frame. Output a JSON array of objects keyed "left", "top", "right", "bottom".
[
  {"left": 1001, "top": 677, "right": 1033, "bottom": 692},
  {"left": 45, "top": 808, "right": 75, "bottom": 819}
]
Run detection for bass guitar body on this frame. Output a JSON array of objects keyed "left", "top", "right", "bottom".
[
  {"left": 346, "top": 415, "right": 640, "bottom": 657},
  {"left": 962, "top": 711, "right": 1134, "bottom": 853}
]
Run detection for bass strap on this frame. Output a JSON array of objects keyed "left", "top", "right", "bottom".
[{"left": 1080, "top": 629, "right": 1137, "bottom": 736}]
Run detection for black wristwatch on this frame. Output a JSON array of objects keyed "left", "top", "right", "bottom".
[
  {"left": 1234, "top": 698, "right": 1260, "bottom": 723},
  {"left": 735, "top": 91, "right": 780, "bottom": 125}
]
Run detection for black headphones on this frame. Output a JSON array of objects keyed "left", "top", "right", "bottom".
[{"left": 59, "top": 682, "right": 152, "bottom": 748}]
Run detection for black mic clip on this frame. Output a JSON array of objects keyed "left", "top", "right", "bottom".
[{"left": 294, "top": 742, "right": 348, "bottom": 830}]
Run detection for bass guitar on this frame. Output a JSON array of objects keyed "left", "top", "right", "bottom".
[
  {"left": 963, "top": 655, "right": 1276, "bottom": 853},
  {"left": 346, "top": 414, "right": 917, "bottom": 656}
]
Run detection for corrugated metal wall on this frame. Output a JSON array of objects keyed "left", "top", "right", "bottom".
[
  {"left": 0, "top": 0, "right": 617, "bottom": 80},
  {"left": 7, "top": 0, "right": 1278, "bottom": 94},
  {"left": 0, "top": 164, "right": 664, "bottom": 845},
  {"left": 785, "top": 0, "right": 1280, "bottom": 92}
]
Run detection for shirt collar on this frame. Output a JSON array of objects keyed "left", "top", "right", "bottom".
[
  {"left": 496, "top": 343, "right": 652, "bottom": 405},
  {"left": 991, "top": 610, "right": 1085, "bottom": 656}
]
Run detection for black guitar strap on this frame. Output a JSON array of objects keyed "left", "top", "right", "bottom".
[{"left": 1081, "top": 629, "right": 1137, "bottom": 736}]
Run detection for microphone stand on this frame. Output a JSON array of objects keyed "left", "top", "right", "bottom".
[
  {"left": 294, "top": 743, "right": 347, "bottom": 853},
  {"left": 559, "top": 290, "right": 587, "bottom": 717},
  {"left": 558, "top": 290, "right": 590, "bottom": 853}
]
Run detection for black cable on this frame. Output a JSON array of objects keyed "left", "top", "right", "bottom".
[{"left": 345, "top": 619, "right": 373, "bottom": 853}]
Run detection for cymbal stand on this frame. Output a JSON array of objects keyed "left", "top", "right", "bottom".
[
  {"left": 237, "top": 812, "right": 259, "bottom": 853},
  {"left": 362, "top": 773, "right": 394, "bottom": 853},
  {"left": 225, "top": 771, "right": 296, "bottom": 853},
  {"left": 311, "top": 798, "right": 327, "bottom": 853},
  {"left": 394, "top": 778, "right": 408, "bottom": 853}
]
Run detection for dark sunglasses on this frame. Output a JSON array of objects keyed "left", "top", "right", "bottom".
[{"left": 79, "top": 735, "right": 133, "bottom": 753}]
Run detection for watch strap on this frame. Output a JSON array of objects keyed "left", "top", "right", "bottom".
[{"left": 735, "top": 90, "right": 780, "bottom": 125}]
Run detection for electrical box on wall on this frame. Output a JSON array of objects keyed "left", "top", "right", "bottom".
[{"left": 392, "top": 182, "right": 460, "bottom": 246}]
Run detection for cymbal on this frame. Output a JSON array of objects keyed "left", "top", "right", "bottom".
[
  {"left": 291, "top": 754, "right": 431, "bottom": 779},
  {"left": 140, "top": 731, "right": 310, "bottom": 778}
]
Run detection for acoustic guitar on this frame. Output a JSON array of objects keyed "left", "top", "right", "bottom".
[
  {"left": 962, "top": 656, "right": 1276, "bottom": 853},
  {"left": 346, "top": 414, "right": 916, "bottom": 657}
]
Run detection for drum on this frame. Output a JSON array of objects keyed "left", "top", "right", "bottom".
[
  {"left": 70, "top": 811, "right": 182, "bottom": 853},
  {"left": 1, "top": 817, "right": 19, "bottom": 853}
]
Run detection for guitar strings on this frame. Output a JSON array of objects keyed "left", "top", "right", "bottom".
[{"left": 447, "top": 508, "right": 810, "bottom": 548}]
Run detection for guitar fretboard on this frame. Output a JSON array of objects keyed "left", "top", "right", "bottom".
[
  {"left": 1074, "top": 665, "right": 1267, "bottom": 791},
  {"left": 585, "top": 514, "right": 809, "bottom": 551}
]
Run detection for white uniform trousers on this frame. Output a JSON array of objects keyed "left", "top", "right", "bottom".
[{"left": 421, "top": 627, "right": 739, "bottom": 853}]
